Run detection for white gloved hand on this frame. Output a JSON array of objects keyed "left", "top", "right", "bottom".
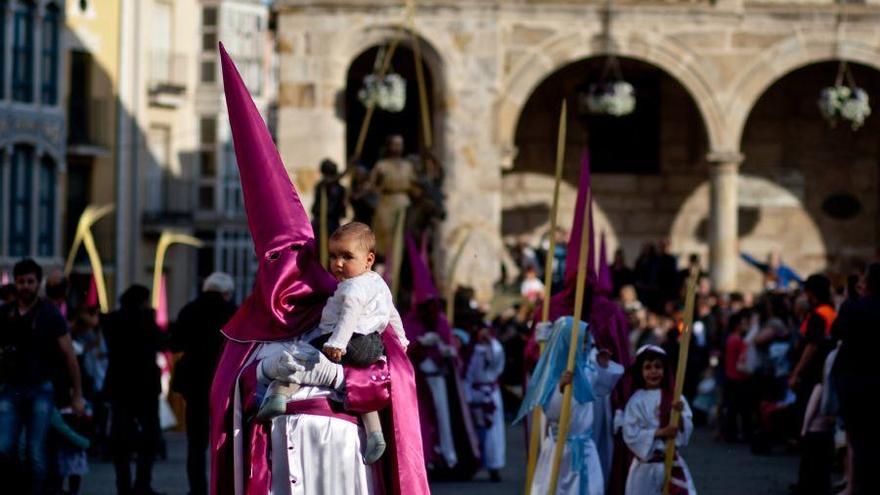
[
  {"left": 260, "top": 350, "right": 307, "bottom": 382},
  {"left": 417, "top": 332, "right": 441, "bottom": 347},
  {"left": 534, "top": 321, "right": 553, "bottom": 343},
  {"left": 289, "top": 350, "right": 344, "bottom": 389}
]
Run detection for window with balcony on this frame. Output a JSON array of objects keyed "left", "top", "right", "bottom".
[
  {"left": 37, "top": 156, "right": 55, "bottom": 256},
  {"left": 41, "top": 4, "right": 60, "bottom": 105},
  {"left": 12, "top": 2, "right": 35, "bottom": 102},
  {"left": 9, "top": 145, "right": 34, "bottom": 256}
]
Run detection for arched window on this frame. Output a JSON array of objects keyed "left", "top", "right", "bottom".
[
  {"left": 9, "top": 145, "right": 34, "bottom": 256},
  {"left": 41, "top": 3, "right": 60, "bottom": 104},
  {"left": 37, "top": 155, "right": 55, "bottom": 256},
  {"left": 12, "top": 1, "right": 35, "bottom": 102}
]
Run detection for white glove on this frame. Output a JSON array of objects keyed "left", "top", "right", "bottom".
[
  {"left": 417, "top": 332, "right": 441, "bottom": 347},
  {"left": 534, "top": 321, "right": 553, "bottom": 343},
  {"left": 260, "top": 349, "right": 310, "bottom": 382},
  {"left": 289, "top": 350, "right": 344, "bottom": 389}
]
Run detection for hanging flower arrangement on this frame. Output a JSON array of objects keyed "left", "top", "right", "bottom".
[
  {"left": 577, "top": 53, "right": 636, "bottom": 117},
  {"left": 358, "top": 73, "right": 407, "bottom": 113},
  {"left": 584, "top": 80, "right": 636, "bottom": 117},
  {"left": 818, "top": 62, "right": 871, "bottom": 130}
]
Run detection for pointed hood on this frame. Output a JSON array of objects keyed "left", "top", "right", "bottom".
[
  {"left": 406, "top": 235, "right": 438, "bottom": 307},
  {"left": 597, "top": 231, "right": 614, "bottom": 296},
  {"left": 219, "top": 43, "right": 336, "bottom": 342},
  {"left": 85, "top": 275, "right": 99, "bottom": 308},
  {"left": 564, "top": 148, "right": 596, "bottom": 286}
]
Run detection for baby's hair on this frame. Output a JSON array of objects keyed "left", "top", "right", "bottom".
[{"left": 331, "top": 222, "right": 376, "bottom": 254}]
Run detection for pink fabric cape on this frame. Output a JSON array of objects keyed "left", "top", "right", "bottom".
[{"left": 209, "top": 43, "right": 427, "bottom": 495}]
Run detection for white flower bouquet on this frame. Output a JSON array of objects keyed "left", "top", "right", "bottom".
[
  {"left": 358, "top": 73, "right": 407, "bottom": 113},
  {"left": 818, "top": 85, "right": 871, "bottom": 130},
  {"left": 584, "top": 81, "right": 636, "bottom": 117}
]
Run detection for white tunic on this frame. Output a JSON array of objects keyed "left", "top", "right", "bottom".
[
  {"left": 234, "top": 338, "right": 374, "bottom": 495},
  {"left": 622, "top": 389, "right": 697, "bottom": 495},
  {"left": 319, "top": 271, "right": 408, "bottom": 350},
  {"left": 465, "top": 338, "right": 506, "bottom": 470},
  {"left": 531, "top": 355, "right": 621, "bottom": 495},
  {"left": 420, "top": 355, "right": 458, "bottom": 467}
]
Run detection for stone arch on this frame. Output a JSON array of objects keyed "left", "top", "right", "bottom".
[
  {"left": 333, "top": 24, "right": 451, "bottom": 162},
  {"left": 499, "top": 30, "right": 725, "bottom": 153},
  {"left": 728, "top": 36, "right": 880, "bottom": 147}
]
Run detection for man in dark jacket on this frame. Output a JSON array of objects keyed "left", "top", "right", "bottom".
[
  {"left": 170, "top": 273, "right": 237, "bottom": 495},
  {"left": 103, "top": 284, "right": 165, "bottom": 495},
  {"left": 832, "top": 263, "right": 880, "bottom": 495}
]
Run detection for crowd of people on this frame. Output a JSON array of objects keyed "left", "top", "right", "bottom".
[
  {"left": 3, "top": 43, "right": 878, "bottom": 495},
  {"left": 0, "top": 258, "right": 237, "bottom": 495},
  {"left": 497, "top": 234, "right": 879, "bottom": 495}
]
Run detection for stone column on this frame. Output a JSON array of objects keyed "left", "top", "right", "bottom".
[{"left": 707, "top": 150, "right": 743, "bottom": 293}]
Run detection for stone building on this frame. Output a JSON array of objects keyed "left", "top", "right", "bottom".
[
  {"left": 275, "top": 0, "right": 880, "bottom": 299},
  {"left": 0, "top": 0, "right": 65, "bottom": 274}
]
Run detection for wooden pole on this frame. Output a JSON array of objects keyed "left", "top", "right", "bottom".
[
  {"left": 444, "top": 229, "right": 472, "bottom": 325},
  {"left": 319, "top": 187, "right": 329, "bottom": 268},
  {"left": 661, "top": 268, "right": 700, "bottom": 495},
  {"left": 408, "top": 20, "right": 432, "bottom": 150},
  {"left": 524, "top": 101, "right": 567, "bottom": 495},
  {"left": 547, "top": 189, "right": 591, "bottom": 495},
  {"left": 152, "top": 231, "right": 205, "bottom": 309}
]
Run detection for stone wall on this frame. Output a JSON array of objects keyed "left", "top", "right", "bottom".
[{"left": 275, "top": 0, "right": 880, "bottom": 298}]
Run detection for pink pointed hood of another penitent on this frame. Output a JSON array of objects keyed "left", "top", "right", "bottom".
[
  {"left": 597, "top": 231, "right": 614, "bottom": 296},
  {"left": 218, "top": 42, "right": 336, "bottom": 342}
]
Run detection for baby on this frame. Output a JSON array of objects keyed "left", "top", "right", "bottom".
[{"left": 256, "top": 222, "right": 409, "bottom": 464}]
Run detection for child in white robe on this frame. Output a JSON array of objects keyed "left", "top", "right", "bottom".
[
  {"left": 623, "top": 345, "right": 697, "bottom": 495},
  {"left": 466, "top": 327, "right": 506, "bottom": 481},
  {"left": 516, "top": 317, "right": 619, "bottom": 495}
]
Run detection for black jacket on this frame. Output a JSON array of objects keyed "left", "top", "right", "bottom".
[{"left": 169, "top": 292, "right": 236, "bottom": 400}]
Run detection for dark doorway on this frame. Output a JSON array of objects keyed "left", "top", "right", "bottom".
[{"left": 345, "top": 44, "right": 435, "bottom": 168}]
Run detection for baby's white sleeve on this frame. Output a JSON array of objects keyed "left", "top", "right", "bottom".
[
  {"left": 388, "top": 306, "right": 409, "bottom": 349},
  {"left": 324, "top": 285, "right": 364, "bottom": 351}
]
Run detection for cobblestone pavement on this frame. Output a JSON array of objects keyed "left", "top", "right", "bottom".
[{"left": 81, "top": 424, "right": 798, "bottom": 494}]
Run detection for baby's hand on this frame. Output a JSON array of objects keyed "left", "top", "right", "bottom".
[{"left": 323, "top": 346, "right": 344, "bottom": 363}]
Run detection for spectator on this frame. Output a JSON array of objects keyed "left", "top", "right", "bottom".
[
  {"left": 0, "top": 258, "right": 85, "bottom": 495},
  {"left": 103, "top": 285, "right": 165, "bottom": 495},
  {"left": 722, "top": 311, "right": 752, "bottom": 442},
  {"left": 45, "top": 270, "right": 70, "bottom": 318},
  {"left": 656, "top": 239, "right": 680, "bottom": 308},
  {"left": 610, "top": 248, "right": 635, "bottom": 298},
  {"left": 0, "top": 283, "right": 16, "bottom": 304},
  {"left": 519, "top": 266, "right": 544, "bottom": 304},
  {"left": 831, "top": 263, "right": 880, "bottom": 495},
  {"left": 169, "top": 273, "right": 237, "bottom": 495},
  {"left": 310, "top": 158, "right": 347, "bottom": 237},
  {"left": 789, "top": 275, "right": 835, "bottom": 425}
]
